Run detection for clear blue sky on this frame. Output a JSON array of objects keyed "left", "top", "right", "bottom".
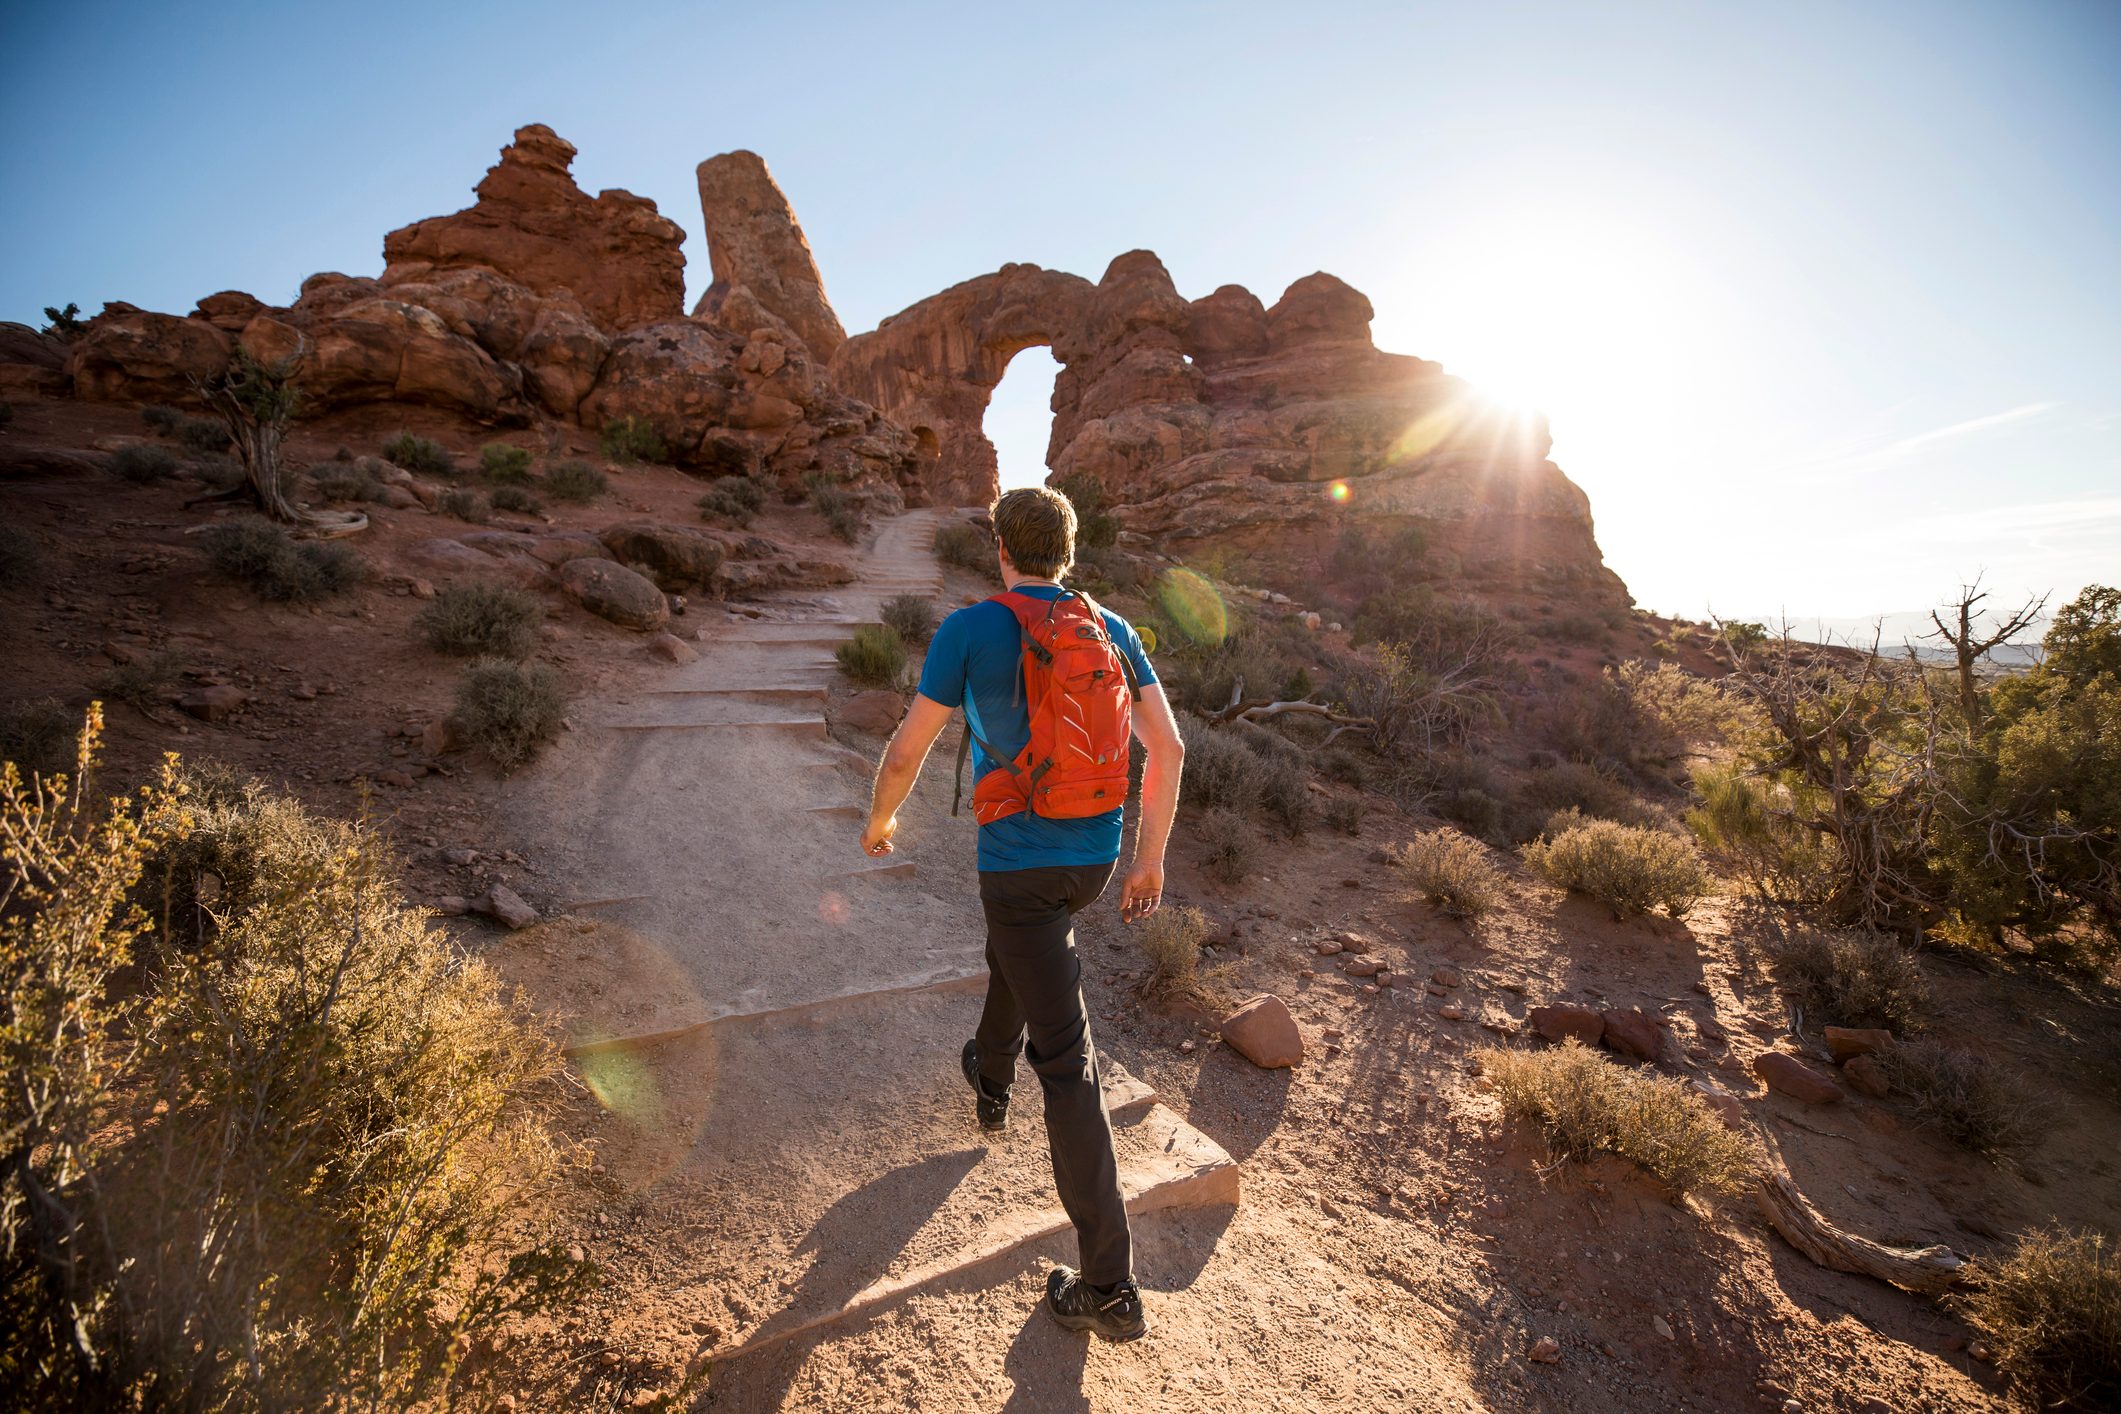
[{"left": 6, "top": 0, "right": 2116, "bottom": 627}]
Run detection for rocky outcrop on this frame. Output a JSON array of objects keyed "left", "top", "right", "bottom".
[
  {"left": 67, "top": 305, "right": 232, "bottom": 403},
  {"left": 0, "top": 321, "right": 74, "bottom": 395},
  {"left": 830, "top": 250, "right": 1626, "bottom": 602},
  {"left": 692, "top": 151, "right": 846, "bottom": 359},
  {"left": 382, "top": 124, "right": 684, "bottom": 334},
  {"left": 828, "top": 264, "right": 1095, "bottom": 505}
]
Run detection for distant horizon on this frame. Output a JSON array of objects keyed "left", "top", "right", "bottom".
[{"left": 5, "top": 0, "right": 2115, "bottom": 627}]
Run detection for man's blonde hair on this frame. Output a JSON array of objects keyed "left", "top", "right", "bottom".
[{"left": 990, "top": 486, "right": 1077, "bottom": 579}]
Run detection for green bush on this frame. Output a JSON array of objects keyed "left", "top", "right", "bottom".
[
  {"left": 698, "top": 481, "right": 762, "bottom": 526},
  {"left": 836, "top": 624, "right": 908, "bottom": 689},
  {"left": 199, "top": 519, "right": 363, "bottom": 603},
  {"left": 1521, "top": 812, "right": 1708, "bottom": 918},
  {"left": 490, "top": 485, "right": 544, "bottom": 516},
  {"left": 478, "top": 442, "right": 534, "bottom": 483},
  {"left": 598, "top": 415, "right": 668, "bottom": 464},
  {"left": 1053, "top": 472, "right": 1119, "bottom": 550},
  {"left": 1518, "top": 760, "right": 1641, "bottom": 828},
  {"left": 0, "top": 698, "right": 75, "bottom": 780},
  {"left": 1475, "top": 1040, "right": 1754, "bottom": 1197},
  {"left": 1251, "top": 744, "right": 1311, "bottom": 837},
  {"left": 542, "top": 458, "right": 608, "bottom": 503},
  {"left": 1323, "top": 796, "right": 1364, "bottom": 835},
  {"left": 450, "top": 659, "right": 566, "bottom": 770},
  {"left": 111, "top": 443, "right": 179, "bottom": 483},
  {"left": 413, "top": 582, "right": 543, "bottom": 660},
  {"left": 1197, "top": 807, "right": 1258, "bottom": 886},
  {"left": 0, "top": 524, "right": 41, "bottom": 589},
  {"left": 1394, "top": 827, "right": 1505, "bottom": 919},
  {"left": 383, "top": 431, "right": 454, "bottom": 476},
  {"left": 934, "top": 522, "right": 998, "bottom": 579},
  {"left": 1878, "top": 1038, "right": 2050, "bottom": 1166},
  {"left": 0, "top": 724, "right": 586, "bottom": 1408},
  {"left": 881, "top": 593, "right": 937, "bottom": 644},
  {"left": 1961, "top": 1226, "right": 2120, "bottom": 1413},
  {"left": 1441, "top": 786, "right": 1505, "bottom": 842},
  {"left": 1321, "top": 747, "right": 1369, "bottom": 787},
  {"left": 41, "top": 300, "right": 85, "bottom": 335},
  {"left": 1764, "top": 929, "right": 1928, "bottom": 1034},
  {"left": 309, "top": 462, "right": 384, "bottom": 503},
  {"left": 437, "top": 488, "right": 488, "bottom": 523},
  {"left": 143, "top": 403, "right": 226, "bottom": 451}
]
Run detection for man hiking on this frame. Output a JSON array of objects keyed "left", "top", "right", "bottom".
[{"left": 861, "top": 486, "right": 1185, "bottom": 1343}]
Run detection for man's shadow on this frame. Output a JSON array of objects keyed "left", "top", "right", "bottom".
[
  {"left": 1000, "top": 1304, "right": 1091, "bottom": 1414},
  {"left": 706, "top": 1146, "right": 981, "bottom": 1405}
]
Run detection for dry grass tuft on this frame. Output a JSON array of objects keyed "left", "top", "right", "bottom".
[
  {"left": 1764, "top": 928, "right": 1928, "bottom": 1034},
  {"left": 1477, "top": 1039, "right": 1755, "bottom": 1197},
  {"left": 880, "top": 593, "right": 938, "bottom": 644},
  {"left": 450, "top": 658, "right": 566, "bottom": 771},
  {"left": 1393, "top": 827, "right": 1505, "bottom": 919},
  {"left": 1879, "top": 1037, "right": 2052, "bottom": 1166},
  {"left": 1960, "top": 1226, "right": 2120, "bottom": 1413},
  {"left": 1135, "top": 905, "right": 1231, "bottom": 1005},
  {"left": 1521, "top": 810, "right": 1708, "bottom": 918},
  {"left": 413, "top": 582, "right": 543, "bottom": 660}
]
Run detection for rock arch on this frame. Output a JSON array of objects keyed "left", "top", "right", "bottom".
[{"left": 827, "top": 263, "right": 1094, "bottom": 506}]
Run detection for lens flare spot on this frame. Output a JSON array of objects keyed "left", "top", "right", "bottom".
[
  {"left": 1329, "top": 480, "right": 1351, "bottom": 504},
  {"left": 578, "top": 1048, "right": 666, "bottom": 1127},
  {"left": 817, "top": 890, "right": 850, "bottom": 926},
  {"left": 1390, "top": 402, "right": 1465, "bottom": 463},
  {"left": 1136, "top": 623, "right": 1159, "bottom": 654},
  {"left": 1156, "top": 567, "right": 1228, "bottom": 647}
]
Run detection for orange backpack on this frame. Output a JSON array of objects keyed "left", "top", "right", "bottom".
[{"left": 952, "top": 589, "right": 1141, "bottom": 826}]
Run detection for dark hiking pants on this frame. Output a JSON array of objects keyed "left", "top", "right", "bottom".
[{"left": 973, "top": 861, "right": 1131, "bottom": 1286}]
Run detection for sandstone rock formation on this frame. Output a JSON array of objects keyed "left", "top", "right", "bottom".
[
  {"left": 692, "top": 151, "right": 847, "bottom": 359},
  {"left": 382, "top": 124, "right": 685, "bottom": 334},
  {"left": 831, "top": 251, "right": 1626, "bottom": 601}
]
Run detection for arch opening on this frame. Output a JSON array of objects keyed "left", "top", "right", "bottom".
[{"left": 984, "top": 345, "right": 1062, "bottom": 493}]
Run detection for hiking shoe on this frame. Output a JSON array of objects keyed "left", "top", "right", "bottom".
[
  {"left": 961, "top": 1039, "right": 1010, "bottom": 1131},
  {"left": 1045, "top": 1266, "right": 1147, "bottom": 1342}
]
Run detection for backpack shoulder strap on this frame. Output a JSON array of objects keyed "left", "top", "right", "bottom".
[{"left": 1065, "top": 588, "right": 1144, "bottom": 702}]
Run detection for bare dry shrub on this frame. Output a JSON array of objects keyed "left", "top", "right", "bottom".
[
  {"left": 1180, "top": 720, "right": 1262, "bottom": 815},
  {"left": 414, "top": 581, "right": 543, "bottom": 659},
  {"left": 1, "top": 718, "right": 589, "bottom": 1407},
  {"left": 1, "top": 697, "right": 77, "bottom": 779},
  {"left": 1522, "top": 811, "right": 1709, "bottom": 918},
  {"left": 1960, "top": 1226, "right": 2120, "bottom": 1412},
  {"left": 1323, "top": 796, "right": 1365, "bottom": 835},
  {"left": 1878, "top": 1038, "right": 2051, "bottom": 1165},
  {"left": 450, "top": 658, "right": 566, "bottom": 771},
  {"left": 1393, "top": 827, "right": 1504, "bottom": 919},
  {"left": 1764, "top": 928, "right": 1928, "bottom": 1034},
  {"left": 1477, "top": 1040, "right": 1754, "bottom": 1197},
  {"left": 1197, "top": 807, "right": 1258, "bottom": 885},
  {"left": 880, "top": 593, "right": 937, "bottom": 644}
]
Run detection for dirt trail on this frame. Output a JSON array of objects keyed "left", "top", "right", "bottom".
[{"left": 489, "top": 508, "right": 1239, "bottom": 1388}]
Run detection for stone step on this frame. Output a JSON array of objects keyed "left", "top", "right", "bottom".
[
  {"left": 647, "top": 685, "right": 830, "bottom": 702},
  {"left": 605, "top": 717, "right": 828, "bottom": 737},
  {"left": 554, "top": 981, "right": 1238, "bottom": 1371}
]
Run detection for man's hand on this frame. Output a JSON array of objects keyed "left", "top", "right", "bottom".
[
  {"left": 1119, "top": 857, "right": 1164, "bottom": 922},
  {"left": 862, "top": 814, "right": 897, "bottom": 856}
]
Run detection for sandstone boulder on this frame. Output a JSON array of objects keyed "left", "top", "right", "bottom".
[
  {"left": 838, "top": 689, "right": 905, "bottom": 737},
  {"left": 694, "top": 150, "right": 847, "bottom": 358},
  {"left": 69, "top": 306, "right": 232, "bottom": 403},
  {"left": 598, "top": 521, "right": 737, "bottom": 589},
  {"left": 479, "top": 884, "right": 539, "bottom": 930},
  {"left": 383, "top": 124, "right": 685, "bottom": 333},
  {"left": 647, "top": 631, "right": 698, "bottom": 664},
  {"left": 1824, "top": 1026, "right": 1895, "bottom": 1063},
  {"left": 1753, "top": 1052, "right": 1842, "bottom": 1104},
  {"left": 192, "top": 290, "right": 266, "bottom": 331},
  {"left": 0, "top": 321, "right": 69, "bottom": 394},
  {"left": 1600, "top": 1009, "right": 1668, "bottom": 1063},
  {"left": 559, "top": 557, "right": 668, "bottom": 631},
  {"left": 1529, "top": 1003, "right": 1605, "bottom": 1047},
  {"left": 1220, "top": 994, "right": 1302, "bottom": 1069}
]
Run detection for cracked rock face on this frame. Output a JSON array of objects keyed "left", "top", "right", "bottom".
[{"left": 692, "top": 150, "right": 847, "bottom": 361}]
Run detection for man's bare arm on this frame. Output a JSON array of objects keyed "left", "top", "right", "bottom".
[
  {"left": 1119, "top": 684, "right": 1185, "bottom": 920},
  {"left": 862, "top": 693, "right": 956, "bottom": 855}
]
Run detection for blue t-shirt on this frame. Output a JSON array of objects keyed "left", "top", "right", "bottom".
[{"left": 916, "top": 585, "right": 1159, "bottom": 873}]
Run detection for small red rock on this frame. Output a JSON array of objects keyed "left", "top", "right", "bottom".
[
  {"left": 178, "top": 684, "right": 248, "bottom": 722},
  {"left": 1344, "top": 957, "right": 1384, "bottom": 978},
  {"left": 1430, "top": 966, "right": 1462, "bottom": 987},
  {"left": 1825, "top": 1026, "right": 1895, "bottom": 1062},
  {"left": 1843, "top": 1053, "right": 1891, "bottom": 1098},
  {"left": 1528, "top": 1335, "right": 1561, "bottom": 1364},
  {"left": 838, "top": 689, "right": 905, "bottom": 736},
  {"left": 1219, "top": 994, "right": 1303, "bottom": 1069},
  {"left": 1600, "top": 1008, "right": 1665, "bottom": 1062},
  {"left": 1753, "top": 1051, "right": 1843, "bottom": 1104},
  {"left": 648, "top": 631, "right": 698, "bottom": 664},
  {"left": 1529, "top": 1003, "right": 1605, "bottom": 1047}
]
